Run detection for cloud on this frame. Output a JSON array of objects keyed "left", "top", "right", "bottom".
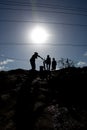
[
  {"left": 77, "top": 61, "right": 87, "bottom": 67},
  {"left": 0, "top": 59, "right": 14, "bottom": 70},
  {"left": 0, "top": 59, "right": 14, "bottom": 65},
  {"left": 0, "top": 66, "right": 5, "bottom": 70},
  {"left": 84, "top": 52, "right": 87, "bottom": 56}
]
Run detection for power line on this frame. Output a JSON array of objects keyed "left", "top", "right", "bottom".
[
  {"left": 1, "top": 7, "right": 87, "bottom": 17},
  {"left": 0, "top": 43, "right": 87, "bottom": 47},
  {"left": 0, "top": 19, "right": 87, "bottom": 27},
  {"left": 0, "top": 1, "right": 87, "bottom": 13}
]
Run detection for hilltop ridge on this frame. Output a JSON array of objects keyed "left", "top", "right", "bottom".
[{"left": 0, "top": 67, "right": 87, "bottom": 130}]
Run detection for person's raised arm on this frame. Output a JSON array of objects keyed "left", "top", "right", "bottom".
[{"left": 38, "top": 55, "right": 44, "bottom": 60}]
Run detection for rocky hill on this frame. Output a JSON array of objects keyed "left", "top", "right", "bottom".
[{"left": 0, "top": 67, "right": 87, "bottom": 130}]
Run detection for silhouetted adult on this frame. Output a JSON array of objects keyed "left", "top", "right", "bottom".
[
  {"left": 52, "top": 58, "right": 57, "bottom": 70},
  {"left": 30, "top": 52, "right": 43, "bottom": 70},
  {"left": 45, "top": 55, "right": 51, "bottom": 71}
]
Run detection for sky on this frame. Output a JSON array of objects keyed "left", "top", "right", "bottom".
[{"left": 0, "top": 0, "right": 87, "bottom": 70}]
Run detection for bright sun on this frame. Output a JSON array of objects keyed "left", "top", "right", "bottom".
[{"left": 30, "top": 26, "right": 48, "bottom": 44}]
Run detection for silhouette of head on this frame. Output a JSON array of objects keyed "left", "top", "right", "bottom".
[
  {"left": 34, "top": 52, "right": 38, "bottom": 56},
  {"left": 47, "top": 55, "right": 49, "bottom": 58}
]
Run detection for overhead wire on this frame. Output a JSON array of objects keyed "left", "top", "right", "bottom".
[
  {"left": 0, "top": 19, "right": 87, "bottom": 28},
  {"left": 0, "top": 1, "right": 87, "bottom": 13},
  {"left": 0, "top": 0, "right": 87, "bottom": 19},
  {"left": 0, "top": 43, "right": 87, "bottom": 47},
  {"left": 0, "top": 1, "right": 87, "bottom": 17},
  {"left": 1, "top": 7, "right": 87, "bottom": 17}
]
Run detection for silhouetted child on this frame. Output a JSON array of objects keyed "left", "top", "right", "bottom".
[
  {"left": 45, "top": 55, "right": 51, "bottom": 71},
  {"left": 52, "top": 58, "right": 57, "bottom": 70},
  {"left": 43, "top": 58, "right": 46, "bottom": 70}
]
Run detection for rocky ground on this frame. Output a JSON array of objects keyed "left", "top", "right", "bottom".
[{"left": 0, "top": 68, "right": 87, "bottom": 130}]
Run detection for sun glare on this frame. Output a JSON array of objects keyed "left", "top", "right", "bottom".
[{"left": 30, "top": 26, "right": 48, "bottom": 44}]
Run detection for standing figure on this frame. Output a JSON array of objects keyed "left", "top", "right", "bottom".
[
  {"left": 43, "top": 59, "right": 46, "bottom": 70},
  {"left": 45, "top": 55, "right": 51, "bottom": 71},
  {"left": 52, "top": 58, "right": 57, "bottom": 70},
  {"left": 30, "top": 52, "right": 43, "bottom": 70}
]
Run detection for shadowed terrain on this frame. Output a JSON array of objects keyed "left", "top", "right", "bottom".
[{"left": 0, "top": 67, "right": 87, "bottom": 130}]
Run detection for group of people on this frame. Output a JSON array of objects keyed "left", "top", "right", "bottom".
[{"left": 30, "top": 52, "right": 57, "bottom": 71}]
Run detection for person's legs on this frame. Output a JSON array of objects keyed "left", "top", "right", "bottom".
[
  {"left": 30, "top": 61, "right": 35, "bottom": 70},
  {"left": 32, "top": 63, "right": 35, "bottom": 70}
]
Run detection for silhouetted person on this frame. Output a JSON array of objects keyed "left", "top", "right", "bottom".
[
  {"left": 45, "top": 55, "right": 51, "bottom": 71},
  {"left": 43, "top": 58, "right": 46, "bottom": 70},
  {"left": 66, "top": 58, "right": 70, "bottom": 68},
  {"left": 52, "top": 58, "right": 57, "bottom": 70},
  {"left": 30, "top": 52, "right": 43, "bottom": 70}
]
